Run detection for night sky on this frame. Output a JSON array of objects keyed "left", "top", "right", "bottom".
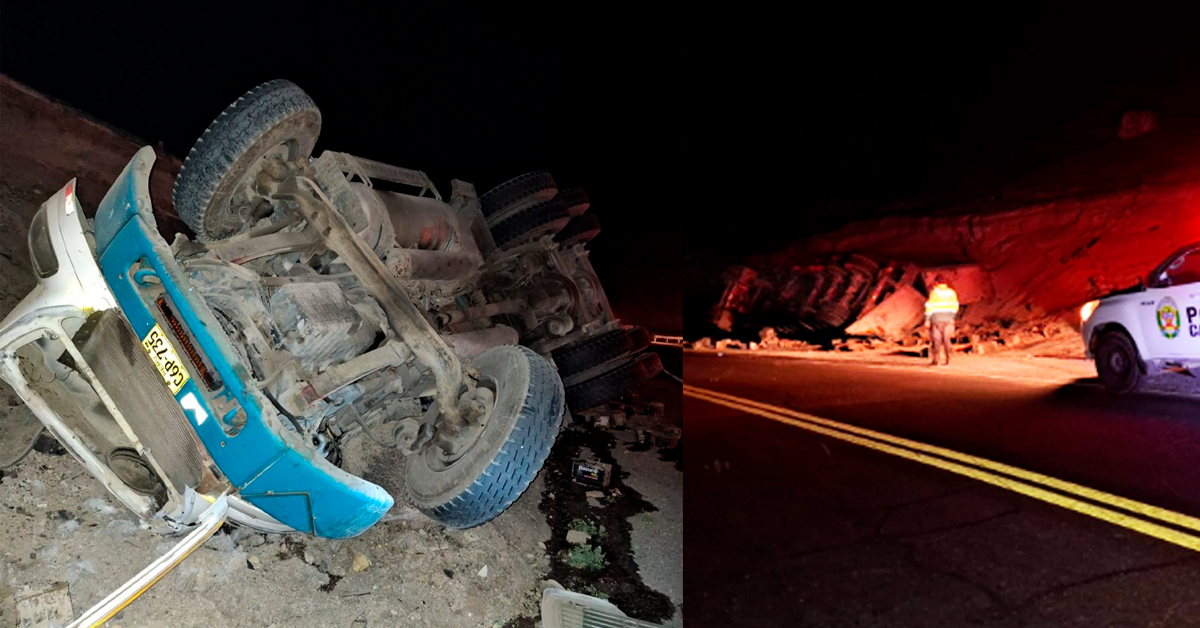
[
  {"left": 0, "top": 4, "right": 681, "bottom": 333},
  {"left": 689, "top": 4, "right": 1200, "bottom": 253},
  {"left": 8, "top": 5, "right": 1200, "bottom": 337}
]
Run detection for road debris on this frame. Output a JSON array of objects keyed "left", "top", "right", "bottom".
[
  {"left": 14, "top": 581, "right": 73, "bottom": 628},
  {"left": 571, "top": 458, "right": 613, "bottom": 488}
]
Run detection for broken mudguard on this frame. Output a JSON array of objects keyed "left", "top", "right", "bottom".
[{"left": 92, "top": 146, "right": 392, "bottom": 538}]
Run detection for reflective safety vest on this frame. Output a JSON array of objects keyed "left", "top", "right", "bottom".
[{"left": 925, "top": 284, "right": 960, "bottom": 318}]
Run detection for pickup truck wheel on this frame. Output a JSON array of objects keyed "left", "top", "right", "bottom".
[
  {"left": 480, "top": 171, "right": 558, "bottom": 221},
  {"left": 565, "top": 351, "right": 663, "bottom": 413},
  {"left": 405, "top": 345, "right": 565, "bottom": 528},
  {"left": 174, "top": 79, "right": 322, "bottom": 241},
  {"left": 1095, "top": 331, "right": 1144, "bottom": 393},
  {"left": 489, "top": 197, "right": 571, "bottom": 249}
]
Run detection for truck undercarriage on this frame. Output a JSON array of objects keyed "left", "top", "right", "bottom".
[{"left": 1, "top": 79, "right": 663, "bottom": 547}]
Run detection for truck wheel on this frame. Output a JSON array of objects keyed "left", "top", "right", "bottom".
[
  {"left": 556, "top": 188, "right": 590, "bottom": 216},
  {"left": 480, "top": 171, "right": 557, "bottom": 221},
  {"left": 554, "top": 213, "right": 601, "bottom": 246},
  {"left": 1095, "top": 331, "right": 1144, "bottom": 393},
  {"left": 173, "top": 79, "right": 322, "bottom": 241},
  {"left": 553, "top": 326, "right": 651, "bottom": 380},
  {"left": 405, "top": 345, "right": 565, "bottom": 528},
  {"left": 489, "top": 197, "right": 571, "bottom": 249},
  {"left": 566, "top": 351, "right": 663, "bottom": 413}
]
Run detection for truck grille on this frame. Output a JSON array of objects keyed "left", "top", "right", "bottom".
[{"left": 80, "top": 310, "right": 206, "bottom": 492}]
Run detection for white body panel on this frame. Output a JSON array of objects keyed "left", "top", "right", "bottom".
[
  {"left": 0, "top": 180, "right": 295, "bottom": 535},
  {"left": 1082, "top": 247, "right": 1200, "bottom": 372}
]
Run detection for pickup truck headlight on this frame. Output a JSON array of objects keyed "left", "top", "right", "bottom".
[
  {"left": 1080, "top": 299, "right": 1100, "bottom": 323},
  {"left": 28, "top": 206, "right": 59, "bottom": 279}
]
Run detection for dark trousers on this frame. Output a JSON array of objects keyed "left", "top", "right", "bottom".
[{"left": 930, "top": 319, "right": 955, "bottom": 364}]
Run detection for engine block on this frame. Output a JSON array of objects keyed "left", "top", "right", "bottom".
[{"left": 269, "top": 282, "right": 381, "bottom": 373}]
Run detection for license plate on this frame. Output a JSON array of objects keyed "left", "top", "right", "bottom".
[{"left": 140, "top": 324, "right": 191, "bottom": 395}]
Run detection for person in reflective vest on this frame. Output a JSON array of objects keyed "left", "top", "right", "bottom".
[{"left": 925, "top": 275, "right": 960, "bottom": 366}]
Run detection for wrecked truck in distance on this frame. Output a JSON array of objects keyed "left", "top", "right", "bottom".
[
  {"left": 0, "top": 79, "right": 661, "bottom": 620},
  {"left": 712, "top": 254, "right": 927, "bottom": 341}
]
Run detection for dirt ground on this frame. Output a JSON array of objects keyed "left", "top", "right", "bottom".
[{"left": 0, "top": 373, "right": 682, "bottom": 628}]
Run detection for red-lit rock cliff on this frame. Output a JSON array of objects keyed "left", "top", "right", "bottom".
[{"left": 754, "top": 120, "right": 1200, "bottom": 324}]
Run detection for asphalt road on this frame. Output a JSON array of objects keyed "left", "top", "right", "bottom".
[{"left": 684, "top": 352, "right": 1200, "bottom": 628}]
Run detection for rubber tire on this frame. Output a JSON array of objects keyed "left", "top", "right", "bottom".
[
  {"left": 405, "top": 345, "right": 565, "bottom": 528},
  {"left": 553, "top": 326, "right": 652, "bottom": 379},
  {"left": 553, "top": 212, "right": 601, "bottom": 246},
  {"left": 1095, "top": 331, "right": 1144, "bottom": 393},
  {"left": 490, "top": 197, "right": 571, "bottom": 249},
  {"left": 479, "top": 171, "right": 558, "bottom": 220},
  {"left": 173, "top": 79, "right": 322, "bottom": 241},
  {"left": 556, "top": 187, "right": 590, "bottom": 216},
  {"left": 566, "top": 351, "right": 663, "bottom": 413}
]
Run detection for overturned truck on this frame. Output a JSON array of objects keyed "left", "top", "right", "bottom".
[
  {"left": 712, "top": 254, "right": 993, "bottom": 343},
  {"left": 0, "top": 79, "right": 664, "bottom": 620},
  {"left": 714, "top": 254, "right": 925, "bottom": 341}
]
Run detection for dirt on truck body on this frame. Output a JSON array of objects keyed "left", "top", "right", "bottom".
[{"left": 0, "top": 79, "right": 665, "bottom": 620}]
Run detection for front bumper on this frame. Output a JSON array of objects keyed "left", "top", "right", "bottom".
[{"left": 2, "top": 147, "right": 392, "bottom": 538}]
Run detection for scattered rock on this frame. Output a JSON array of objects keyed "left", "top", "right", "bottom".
[
  {"left": 208, "top": 532, "right": 237, "bottom": 553},
  {"left": 56, "top": 519, "right": 78, "bottom": 537},
  {"left": 351, "top": 553, "right": 371, "bottom": 573},
  {"left": 248, "top": 555, "right": 262, "bottom": 570},
  {"left": 82, "top": 497, "right": 116, "bottom": 516},
  {"left": 240, "top": 534, "right": 266, "bottom": 548},
  {"left": 566, "top": 530, "right": 590, "bottom": 545},
  {"left": 587, "top": 498, "right": 602, "bottom": 508},
  {"left": 14, "top": 582, "right": 73, "bottom": 626},
  {"left": 303, "top": 549, "right": 315, "bottom": 565},
  {"left": 231, "top": 526, "right": 256, "bottom": 542},
  {"left": 105, "top": 519, "right": 137, "bottom": 537},
  {"left": 266, "top": 533, "right": 283, "bottom": 543},
  {"left": 477, "top": 565, "right": 488, "bottom": 578}
]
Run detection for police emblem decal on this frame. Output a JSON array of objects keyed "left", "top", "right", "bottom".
[{"left": 1157, "top": 297, "right": 1181, "bottom": 339}]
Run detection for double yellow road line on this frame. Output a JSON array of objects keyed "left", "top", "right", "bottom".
[{"left": 685, "top": 384, "right": 1200, "bottom": 552}]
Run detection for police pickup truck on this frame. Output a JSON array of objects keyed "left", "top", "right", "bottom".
[{"left": 1081, "top": 242, "right": 1200, "bottom": 392}]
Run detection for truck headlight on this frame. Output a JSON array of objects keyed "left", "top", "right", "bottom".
[
  {"left": 1080, "top": 299, "right": 1100, "bottom": 323},
  {"left": 28, "top": 206, "right": 59, "bottom": 279}
]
